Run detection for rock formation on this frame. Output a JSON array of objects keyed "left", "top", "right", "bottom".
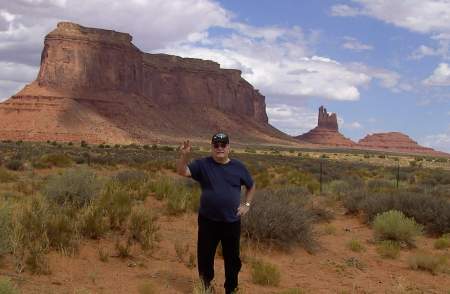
[
  {"left": 358, "top": 132, "right": 443, "bottom": 155},
  {"left": 0, "top": 22, "right": 292, "bottom": 145},
  {"left": 295, "top": 106, "right": 356, "bottom": 147}
]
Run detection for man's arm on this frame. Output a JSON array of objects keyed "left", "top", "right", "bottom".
[
  {"left": 177, "top": 140, "right": 192, "bottom": 177},
  {"left": 237, "top": 183, "right": 256, "bottom": 216}
]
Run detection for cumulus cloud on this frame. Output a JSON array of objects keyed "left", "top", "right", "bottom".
[
  {"left": 423, "top": 63, "right": 450, "bottom": 86},
  {"left": 422, "top": 131, "right": 450, "bottom": 152},
  {"left": 342, "top": 36, "right": 373, "bottom": 51},
  {"left": 331, "top": 0, "right": 450, "bottom": 34},
  {"left": 266, "top": 104, "right": 317, "bottom": 136},
  {"left": 0, "top": 0, "right": 404, "bottom": 105}
]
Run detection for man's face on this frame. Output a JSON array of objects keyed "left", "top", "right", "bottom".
[{"left": 211, "top": 141, "right": 230, "bottom": 160}]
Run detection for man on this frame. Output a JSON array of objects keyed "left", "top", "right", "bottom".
[{"left": 177, "top": 132, "right": 256, "bottom": 294}]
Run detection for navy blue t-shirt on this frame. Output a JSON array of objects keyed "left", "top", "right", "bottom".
[{"left": 188, "top": 156, "right": 254, "bottom": 223}]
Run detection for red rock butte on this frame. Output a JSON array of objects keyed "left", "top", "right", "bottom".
[
  {"left": 0, "top": 22, "right": 293, "bottom": 145},
  {"left": 295, "top": 106, "right": 356, "bottom": 147},
  {"left": 358, "top": 132, "right": 445, "bottom": 156}
]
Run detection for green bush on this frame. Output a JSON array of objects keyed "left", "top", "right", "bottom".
[
  {"left": 46, "top": 206, "right": 79, "bottom": 253},
  {"left": 373, "top": 210, "right": 423, "bottom": 246},
  {"left": 251, "top": 259, "right": 281, "bottom": 286},
  {"left": 0, "top": 277, "right": 19, "bottom": 294},
  {"left": 408, "top": 252, "right": 448, "bottom": 275},
  {"left": 376, "top": 240, "right": 400, "bottom": 259},
  {"left": 242, "top": 187, "right": 315, "bottom": 252},
  {"left": 42, "top": 168, "right": 101, "bottom": 208}
]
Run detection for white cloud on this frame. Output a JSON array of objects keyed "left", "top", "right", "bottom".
[
  {"left": 423, "top": 63, "right": 450, "bottom": 86},
  {"left": 342, "top": 36, "right": 373, "bottom": 51},
  {"left": 348, "top": 62, "right": 408, "bottom": 91},
  {"left": 266, "top": 104, "right": 317, "bottom": 136},
  {"left": 422, "top": 132, "right": 450, "bottom": 152},
  {"left": 330, "top": 4, "right": 362, "bottom": 17},
  {"left": 332, "top": 1, "right": 450, "bottom": 34},
  {"left": 344, "top": 121, "right": 363, "bottom": 129}
]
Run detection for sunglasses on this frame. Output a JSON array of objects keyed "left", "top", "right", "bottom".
[{"left": 213, "top": 142, "right": 228, "bottom": 149}]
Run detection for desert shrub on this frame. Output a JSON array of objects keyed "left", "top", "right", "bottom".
[
  {"left": 0, "top": 202, "right": 13, "bottom": 256},
  {"left": 373, "top": 210, "right": 423, "bottom": 246},
  {"left": 342, "top": 189, "right": 368, "bottom": 214},
  {"left": 114, "top": 170, "right": 150, "bottom": 200},
  {"left": 326, "top": 180, "right": 351, "bottom": 200},
  {"left": 115, "top": 170, "right": 147, "bottom": 188},
  {"left": 98, "top": 182, "right": 132, "bottom": 229},
  {"left": 0, "top": 277, "right": 18, "bottom": 294},
  {"left": 128, "top": 206, "right": 159, "bottom": 251},
  {"left": 78, "top": 203, "right": 108, "bottom": 239},
  {"left": 38, "top": 153, "right": 73, "bottom": 168},
  {"left": 5, "top": 159, "right": 23, "bottom": 171},
  {"left": 347, "top": 239, "right": 365, "bottom": 252},
  {"left": 408, "top": 252, "right": 448, "bottom": 275},
  {"left": 360, "top": 191, "right": 450, "bottom": 235},
  {"left": 285, "top": 170, "right": 320, "bottom": 194},
  {"left": 149, "top": 177, "right": 199, "bottom": 215},
  {"left": 12, "top": 196, "right": 50, "bottom": 274},
  {"left": 46, "top": 206, "right": 79, "bottom": 253},
  {"left": 0, "top": 167, "right": 18, "bottom": 183},
  {"left": 376, "top": 240, "right": 400, "bottom": 259},
  {"left": 434, "top": 234, "right": 450, "bottom": 250},
  {"left": 42, "top": 168, "right": 101, "bottom": 208},
  {"left": 367, "top": 178, "right": 395, "bottom": 193},
  {"left": 242, "top": 188, "right": 315, "bottom": 251},
  {"left": 251, "top": 259, "right": 281, "bottom": 286}
]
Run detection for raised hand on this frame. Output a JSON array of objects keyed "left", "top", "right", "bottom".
[{"left": 180, "top": 140, "right": 192, "bottom": 156}]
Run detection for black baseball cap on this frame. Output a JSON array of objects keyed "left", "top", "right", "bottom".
[{"left": 211, "top": 132, "right": 229, "bottom": 144}]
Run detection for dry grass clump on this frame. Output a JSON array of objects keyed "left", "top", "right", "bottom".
[
  {"left": 138, "top": 281, "right": 156, "bottom": 294},
  {"left": 0, "top": 167, "right": 18, "bottom": 183},
  {"left": 408, "top": 252, "right": 448, "bottom": 275},
  {"left": 128, "top": 206, "right": 159, "bottom": 251},
  {"left": 376, "top": 240, "right": 401, "bottom": 259},
  {"left": 34, "top": 153, "right": 73, "bottom": 168},
  {"left": 98, "top": 182, "right": 133, "bottom": 229},
  {"left": 346, "top": 239, "right": 366, "bottom": 252},
  {"left": 0, "top": 201, "right": 13, "bottom": 256},
  {"left": 278, "top": 289, "right": 307, "bottom": 294},
  {"left": 0, "top": 277, "right": 19, "bottom": 294},
  {"left": 242, "top": 187, "right": 316, "bottom": 252},
  {"left": 373, "top": 210, "right": 422, "bottom": 246},
  {"left": 434, "top": 234, "right": 450, "bottom": 250},
  {"left": 251, "top": 258, "right": 281, "bottom": 286}
]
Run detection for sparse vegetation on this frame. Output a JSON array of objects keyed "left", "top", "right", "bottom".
[
  {"left": 373, "top": 210, "right": 423, "bottom": 246},
  {"left": 251, "top": 259, "right": 281, "bottom": 286},
  {"left": 0, "top": 277, "right": 18, "bottom": 294},
  {"left": 346, "top": 239, "right": 365, "bottom": 252},
  {"left": 408, "top": 252, "right": 448, "bottom": 275},
  {"left": 434, "top": 234, "right": 450, "bottom": 250},
  {"left": 376, "top": 240, "right": 401, "bottom": 259}
]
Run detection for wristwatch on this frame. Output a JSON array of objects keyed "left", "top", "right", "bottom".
[{"left": 245, "top": 202, "right": 251, "bottom": 207}]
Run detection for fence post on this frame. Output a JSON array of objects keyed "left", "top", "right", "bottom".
[
  {"left": 320, "top": 158, "right": 323, "bottom": 194},
  {"left": 396, "top": 161, "right": 400, "bottom": 189}
]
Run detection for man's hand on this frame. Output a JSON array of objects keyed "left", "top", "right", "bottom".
[
  {"left": 237, "top": 204, "right": 250, "bottom": 216},
  {"left": 180, "top": 140, "right": 192, "bottom": 156}
]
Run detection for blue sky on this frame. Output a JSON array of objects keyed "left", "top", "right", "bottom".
[{"left": 1, "top": 0, "right": 450, "bottom": 151}]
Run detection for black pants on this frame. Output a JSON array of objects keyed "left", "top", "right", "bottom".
[{"left": 197, "top": 214, "right": 242, "bottom": 294}]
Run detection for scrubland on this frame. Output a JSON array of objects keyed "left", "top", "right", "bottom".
[{"left": 0, "top": 140, "right": 449, "bottom": 293}]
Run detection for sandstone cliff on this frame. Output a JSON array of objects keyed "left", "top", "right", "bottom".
[
  {"left": 295, "top": 106, "right": 356, "bottom": 147},
  {"left": 0, "top": 22, "right": 291, "bottom": 145}
]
